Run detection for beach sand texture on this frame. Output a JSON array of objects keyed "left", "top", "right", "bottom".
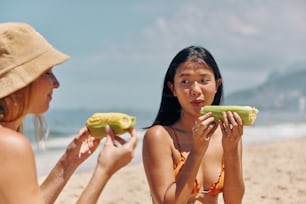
[{"left": 52, "top": 136, "right": 306, "bottom": 204}]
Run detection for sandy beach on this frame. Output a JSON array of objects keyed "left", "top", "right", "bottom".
[{"left": 49, "top": 136, "right": 306, "bottom": 204}]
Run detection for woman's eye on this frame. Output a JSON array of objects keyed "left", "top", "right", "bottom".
[
  {"left": 45, "top": 70, "right": 53, "bottom": 76},
  {"left": 181, "top": 79, "right": 190, "bottom": 84},
  {"left": 200, "top": 78, "right": 209, "bottom": 84}
]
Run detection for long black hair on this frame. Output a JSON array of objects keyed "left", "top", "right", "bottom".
[{"left": 150, "top": 45, "right": 224, "bottom": 127}]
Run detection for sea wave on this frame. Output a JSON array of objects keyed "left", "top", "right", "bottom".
[
  {"left": 244, "top": 123, "right": 306, "bottom": 144},
  {"left": 31, "top": 109, "right": 306, "bottom": 176},
  {"left": 34, "top": 123, "right": 306, "bottom": 177}
]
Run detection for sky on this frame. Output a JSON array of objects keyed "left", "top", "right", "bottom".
[{"left": 1, "top": 0, "right": 305, "bottom": 111}]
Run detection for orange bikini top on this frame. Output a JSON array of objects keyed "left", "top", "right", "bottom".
[{"left": 170, "top": 127, "right": 224, "bottom": 196}]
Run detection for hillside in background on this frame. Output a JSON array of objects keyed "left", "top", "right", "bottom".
[{"left": 224, "top": 62, "right": 306, "bottom": 112}]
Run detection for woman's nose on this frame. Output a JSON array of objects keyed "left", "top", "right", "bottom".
[
  {"left": 190, "top": 82, "right": 201, "bottom": 96},
  {"left": 52, "top": 76, "right": 60, "bottom": 88}
]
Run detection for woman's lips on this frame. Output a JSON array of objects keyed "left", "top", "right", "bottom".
[
  {"left": 48, "top": 92, "right": 53, "bottom": 100},
  {"left": 191, "top": 100, "right": 204, "bottom": 107}
]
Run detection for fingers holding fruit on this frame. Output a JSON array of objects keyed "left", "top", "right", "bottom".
[{"left": 193, "top": 113, "right": 218, "bottom": 142}]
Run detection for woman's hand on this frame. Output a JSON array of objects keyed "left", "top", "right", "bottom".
[
  {"left": 192, "top": 112, "right": 218, "bottom": 154},
  {"left": 40, "top": 127, "right": 101, "bottom": 203},
  {"left": 96, "top": 125, "right": 138, "bottom": 175},
  {"left": 65, "top": 127, "right": 101, "bottom": 168},
  {"left": 219, "top": 111, "right": 245, "bottom": 203},
  {"left": 219, "top": 111, "right": 243, "bottom": 153},
  {"left": 76, "top": 126, "right": 138, "bottom": 204}
]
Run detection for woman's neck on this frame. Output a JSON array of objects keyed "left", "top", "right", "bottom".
[
  {"left": 2, "top": 122, "right": 20, "bottom": 131},
  {"left": 173, "top": 111, "right": 198, "bottom": 133},
  {"left": 0, "top": 117, "right": 24, "bottom": 131}
]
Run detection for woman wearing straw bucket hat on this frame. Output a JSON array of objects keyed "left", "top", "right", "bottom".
[{"left": 0, "top": 22, "right": 138, "bottom": 204}]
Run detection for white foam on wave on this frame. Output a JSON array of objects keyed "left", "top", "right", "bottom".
[
  {"left": 243, "top": 123, "right": 306, "bottom": 144},
  {"left": 35, "top": 130, "right": 147, "bottom": 177}
]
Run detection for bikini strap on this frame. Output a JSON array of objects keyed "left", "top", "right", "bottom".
[{"left": 169, "top": 127, "right": 184, "bottom": 158}]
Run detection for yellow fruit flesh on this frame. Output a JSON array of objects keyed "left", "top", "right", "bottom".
[{"left": 86, "top": 112, "right": 136, "bottom": 138}]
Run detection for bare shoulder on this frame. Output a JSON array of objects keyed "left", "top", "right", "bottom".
[
  {"left": 144, "top": 125, "right": 170, "bottom": 142},
  {"left": 0, "top": 127, "right": 33, "bottom": 154},
  {"left": 0, "top": 127, "right": 35, "bottom": 173},
  {"left": 0, "top": 127, "right": 43, "bottom": 204},
  {"left": 142, "top": 125, "right": 174, "bottom": 154}
]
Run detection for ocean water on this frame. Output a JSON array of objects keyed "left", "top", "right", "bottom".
[{"left": 24, "top": 108, "right": 306, "bottom": 177}]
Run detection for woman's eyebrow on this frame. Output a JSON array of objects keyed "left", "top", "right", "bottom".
[
  {"left": 178, "top": 72, "right": 210, "bottom": 77},
  {"left": 178, "top": 72, "right": 190, "bottom": 77}
]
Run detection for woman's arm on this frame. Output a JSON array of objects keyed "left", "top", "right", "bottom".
[
  {"left": 40, "top": 127, "right": 101, "bottom": 204},
  {"left": 220, "top": 111, "right": 245, "bottom": 204},
  {"left": 143, "top": 126, "right": 179, "bottom": 204},
  {"left": 76, "top": 126, "right": 138, "bottom": 204},
  {"left": 142, "top": 125, "right": 211, "bottom": 204},
  {"left": 0, "top": 129, "right": 45, "bottom": 204},
  {"left": 0, "top": 125, "right": 137, "bottom": 204}
]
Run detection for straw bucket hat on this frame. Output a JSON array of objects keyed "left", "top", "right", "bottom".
[{"left": 0, "top": 22, "right": 69, "bottom": 99}]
